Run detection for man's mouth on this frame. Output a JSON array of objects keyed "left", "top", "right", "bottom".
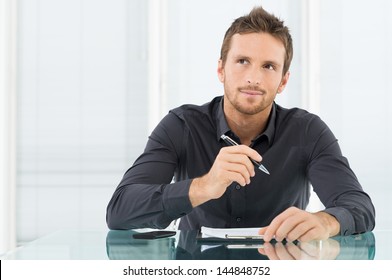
[{"left": 239, "top": 88, "right": 265, "bottom": 96}]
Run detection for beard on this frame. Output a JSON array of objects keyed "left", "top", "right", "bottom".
[{"left": 225, "top": 85, "right": 272, "bottom": 115}]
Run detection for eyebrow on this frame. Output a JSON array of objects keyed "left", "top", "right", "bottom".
[
  {"left": 233, "top": 55, "right": 282, "bottom": 68},
  {"left": 232, "top": 55, "right": 251, "bottom": 61}
]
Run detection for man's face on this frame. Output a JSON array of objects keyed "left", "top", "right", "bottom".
[{"left": 218, "top": 32, "right": 289, "bottom": 116}]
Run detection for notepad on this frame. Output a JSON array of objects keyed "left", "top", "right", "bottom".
[
  {"left": 201, "top": 226, "right": 262, "bottom": 239},
  {"left": 198, "top": 227, "right": 295, "bottom": 246}
]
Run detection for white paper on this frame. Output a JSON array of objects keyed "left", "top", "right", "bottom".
[{"left": 201, "top": 226, "right": 262, "bottom": 239}]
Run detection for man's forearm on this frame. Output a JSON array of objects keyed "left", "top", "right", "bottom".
[
  {"left": 107, "top": 180, "right": 193, "bottom": 229},
  {"left": 189, "top": 177, "right": 212, "bottom": 208}
]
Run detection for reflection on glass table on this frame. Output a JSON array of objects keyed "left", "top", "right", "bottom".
[
  {"left": 106, "top": 230, "right": 375, "bottom": 260},
  {"left": 106, "top": 230, "right": 176, "bottom": 260}
]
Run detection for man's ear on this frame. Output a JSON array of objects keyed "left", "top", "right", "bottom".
[
  {"left": 277, "top": 71, "right": 290, "bottom": 93},
  {"left": 217, "top": 59, "right": 225, "bottom": 83}
]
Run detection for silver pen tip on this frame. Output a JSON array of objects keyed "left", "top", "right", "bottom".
[{"left": 258, "top": 165, "right": 270, "bottom": 175}]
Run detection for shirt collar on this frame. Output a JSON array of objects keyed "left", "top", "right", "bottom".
[
  {"left": 215, "top": 96, "right": 276, "bottom": 146},
  {"left": 215, "top": 97, "right": 231, "bottom": 141}
]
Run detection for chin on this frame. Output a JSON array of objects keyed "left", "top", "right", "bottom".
[{"left": 235, "top": 105, "right": 264, "bottom": 115}]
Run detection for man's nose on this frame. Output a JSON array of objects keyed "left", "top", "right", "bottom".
[
  {"left": 246, "top": 68, "right": 261, "bottom": 85},
  {"left": 247, "top": 79, "right": 260, "bottom": 85}
]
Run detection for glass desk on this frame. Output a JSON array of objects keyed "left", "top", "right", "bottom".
[{"left": 1, "top": 229, "right": 390, "bottom": 260}]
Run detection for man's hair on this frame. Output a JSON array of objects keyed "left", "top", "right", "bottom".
[{"left": 220, "top": 6, "right": 293, "bottom": 75}]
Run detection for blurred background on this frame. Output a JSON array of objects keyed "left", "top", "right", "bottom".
[{"left": 1, "top": 0, "right": 391, "bottom": 254}]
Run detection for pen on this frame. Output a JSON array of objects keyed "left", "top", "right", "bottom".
[
  {"left": 225, "top": 235, "right": 264, "bottom": 239},
  {"left": 220, "top": 134, "right": 270, "bottom": 175}
]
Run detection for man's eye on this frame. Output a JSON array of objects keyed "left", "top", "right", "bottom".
[
  {"left": 238, "top": 59, "right": 248, "bottom": 64},
  {"left": 264, "top": 64, "right": 275, "bottom": 70}
]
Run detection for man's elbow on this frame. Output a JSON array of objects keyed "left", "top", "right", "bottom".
[
  {"left": 355, "top": 204, "right": 376, "bottom": 234},
  {"left": 367, "top": 204, "right": 376, "bottom": 232},
  {"left": 106, "top": 208, "right": 131, "bottom": 230}
]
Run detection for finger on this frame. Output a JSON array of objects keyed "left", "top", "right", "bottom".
[
  {"left": 281, "top": 216, "right": 331, "bottom": 243},
  {"left": 291, "top": 220, "right": 328, "bottom": 242},
  {"left": 230, "top": 145, "right": 262, "bottom": 163},
  {"left": 263, "top": 224, "right": 280, "bottom": 242},
  {"left": 224, "top": 169, "right": 248, "bottom": 187},
  {"left": 263, "top": 214, "right": 287, "bottom": 242},
  {"left": 227, "top": 162, "right": 253, "bottom": 184},
  {"left": 258, "top": 227, "right": 267, "bottom": 235},
  {"left": 273, "top": 209, "right": 309, "bottom": 241},
  {"left": 279, "top": 217, "right": 310, "bottom": 242},
  {"left": 220, "top": 148, "right": 255, "bottom": 178},
  {"left": 297, "top": 227, "right": 327, "bottom": 242},
  {"left": 221, "top": 162, "right": 253, "bottom": 186},
  {"left": 244, "top": 146, "right": 262, "bottom": 163},
  {"left": 223, "top": 145, "right": 262, "bottom": 173},
  {"left": 215, "top": 156, "right": 252, "bottom": 184},
  {"left": 222, "top": 151, "right": 256, "bottom": 177}
]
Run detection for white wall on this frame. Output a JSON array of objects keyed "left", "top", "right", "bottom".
[
  {"left": 0, "top": 0, "right": 17, "bottom": 254},
  {"left": 319, "top": 0, "right": 392, "bottom": 230},
  {"left": 17, "top": 0, "right": 149, "bottom": 241}
]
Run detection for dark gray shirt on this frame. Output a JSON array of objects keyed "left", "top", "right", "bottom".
[{"left": 106, "top": 96, "right": 375, "bottom": 235}]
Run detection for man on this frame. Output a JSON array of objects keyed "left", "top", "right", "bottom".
[{"left": 106, "top": 6, "right": 375, "bottom": 242}]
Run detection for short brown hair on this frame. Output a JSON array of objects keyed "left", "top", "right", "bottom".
[{"left": 220, "top": 6, "right": 293, "bottom": 75}]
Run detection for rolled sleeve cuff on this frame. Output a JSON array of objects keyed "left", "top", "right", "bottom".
[
  {"left": 323, "top": 207, "right": 355, "bottom": 236},
  {"left": 162, "top": 179, "right": 193, "bottom": 219}
]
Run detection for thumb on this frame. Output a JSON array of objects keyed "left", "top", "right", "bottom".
[{"left": 258, "top": 226, "right": 267, "bottom": 235}]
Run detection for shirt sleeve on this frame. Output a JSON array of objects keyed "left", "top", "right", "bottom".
[
  {"left": 106, "top": 112, "right": 194, "bottom": 230},
  {"left": 305, "top": 115, "right": 375, "bottom": 235}
]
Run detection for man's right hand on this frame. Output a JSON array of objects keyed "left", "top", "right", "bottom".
[{"left": 189, "top": 145, "right": 262, "bottom": 207}]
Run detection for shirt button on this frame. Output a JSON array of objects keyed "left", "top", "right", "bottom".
[
  {"left": 235, "top": 185, "right": 241, "bottom": 190},
  {"left": 236, "top": 217, "right": 241, "bottom": 222}
]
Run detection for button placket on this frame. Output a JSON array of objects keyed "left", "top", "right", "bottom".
[{"left": 230, "top": 182, "right": 246, "bottom": 226}]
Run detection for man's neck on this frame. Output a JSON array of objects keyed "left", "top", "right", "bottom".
[{"left": 224, "top": 106, "right": 272, "bottom": 146}]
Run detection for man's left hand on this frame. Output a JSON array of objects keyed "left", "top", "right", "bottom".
[{"left": 258, "top": 207, "right": 340, "bottom": 242}]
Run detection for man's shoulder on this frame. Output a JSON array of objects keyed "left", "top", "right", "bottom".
[
  {"left": 276, "top": 103, "right": 321, "bottom": 124},
  {"left": 275, "top": 104, "right": 330, "bottom": 138},
  {"left": 169, "top": 96, "right": 221, "bottom": 120}
]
